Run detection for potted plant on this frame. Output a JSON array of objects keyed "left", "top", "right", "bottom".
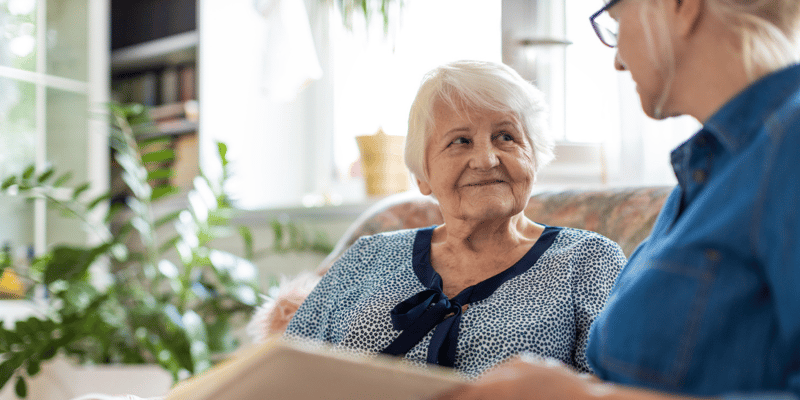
[{"left": 0, "top": 104, "right": 267, "bottom": 398}]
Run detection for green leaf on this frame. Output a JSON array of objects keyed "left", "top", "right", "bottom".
[
  {"left": 1, "top": 328, "right": 23, "bottom": 345},
  {"left": 14, "top": 376, "right": 26, "bottom": 398},
  {"left": 216, "top": 142, "right": 228, "bottom": 167},
  {"left": 1, "top": 176, "right": 17, "bottom": 190},
  {"left": 121, "top": 169, "right": 150, "bottom": 200},
  {"left": 21, "top": 165, "right": 35, "bottom": 180},
  {"left": 147, "top": 168, "right": 174, "bottom": 181},
  {"left": 105, "top": 202, "right": 125, "bottom": 223},
  {"left": 270, "top": 220, "right": 284, "bottom": 251},
  {"left": 72, "top": 183, "right": 91, "bottom": 199},
  {"left": 158, "top": 235, "right": 181, "bottom": 255},
  {"left": 87, "top": 192, "right": 112, "bottom": 210},
  {"left": 37, "top": 167, "right": 55, "bottom": 183},
  {"left": 155, "top": 210, "right": 183, "bottom": 228},
  {"left": 181, "top": 310, "right": 208, "bottom": 344},
  {"left": 180, "top": 310, "right": 211, "bottom": 373},
  {"left": 14, "top": 318, "right": 38, "bottom": 338},
  {"left": 238, "top": 226, "right": 254, "bottom": 260},
  {"left": 43, "top": 245, "right": 107, "bottom": 284},
  {"left": 0, "top": 358, "right": 20, "bottom": 391},
  {"left": 151, "top": 185, "right": 179, "bottom": 202},
  {"left": 25, "top": 359, "right": 40, "bottom": 376},
  {"left": 108, "top": 102, "right": 126, "bottom": 118},
  {"left": 138, "top": 136, "right": 170, "bottom": 148},
  {"left": 40, "top": 344, "right": 58, "bottom": 361},
  {"left": 141, "top": 148, "right": 175, "bottom": 164},
  {"left": 52, "top": 172, "right": 73, "bottom": 187}
]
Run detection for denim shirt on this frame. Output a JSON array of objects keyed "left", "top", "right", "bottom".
[{"left": 586, "top": 64, "right": 800, "bottom": 399}]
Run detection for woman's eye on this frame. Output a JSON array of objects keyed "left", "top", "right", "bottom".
[
  {"left": 450, "top": 137, "right": 470, "bottom": 145},
  {"left": 496, "top": 132, "right": 514, "bottom": 142}
]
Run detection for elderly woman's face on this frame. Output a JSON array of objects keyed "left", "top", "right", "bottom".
[{"left": 418, "top": 100, "right": 535, "bottom": 222}]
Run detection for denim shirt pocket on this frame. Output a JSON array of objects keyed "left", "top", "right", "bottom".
[{"left": 595, "top": 249, "right": 720, "bottom": 390}]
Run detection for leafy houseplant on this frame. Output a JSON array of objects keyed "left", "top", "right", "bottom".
[
  {"left": 0, "top": 104, "right": 268, "bottom": 398},
  {"left": 331, "top": 0, "right": 403, "bottom": 33}
]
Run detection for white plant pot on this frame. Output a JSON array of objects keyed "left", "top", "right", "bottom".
[{"left": 0, "top": 357, "right": 173, "bottom": 400}]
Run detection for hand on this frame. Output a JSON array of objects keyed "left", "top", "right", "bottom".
[{"left": 432, "top": 355, "right": 606, "bottom": 400}]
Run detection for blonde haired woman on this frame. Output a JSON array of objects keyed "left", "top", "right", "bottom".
[{"left": 438, "top": 0, "right": 800, "bottom": 398}]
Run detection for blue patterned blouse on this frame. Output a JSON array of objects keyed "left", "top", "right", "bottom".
[{"left": 285, "top": 225, "right": 625, "bottom": 378}]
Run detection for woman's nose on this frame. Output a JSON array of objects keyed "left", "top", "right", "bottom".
[
  {"left": 614, "top": 51, "right": 627, "bottom": 71},
  {"left": 469, "top": 142, "right": 500, "bottom": 170}
]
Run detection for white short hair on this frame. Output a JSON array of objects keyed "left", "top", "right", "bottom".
[{"left": 405, "top": 60, "right": 555, "bottom": 183}]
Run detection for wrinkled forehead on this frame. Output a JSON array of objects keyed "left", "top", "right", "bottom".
[{"left": 430, "top": 92, "right": 518, "bottom": 128}]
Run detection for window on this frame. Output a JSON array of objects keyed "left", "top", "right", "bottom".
[
  {"left": 562, "top": 0, "right": 698, "bottom": 186},
  {"left": 0, "top": 0, "right": 108, "bottom": 253},
  {"left": 207, "top": 0, "right": 697, "bottom": 211}
]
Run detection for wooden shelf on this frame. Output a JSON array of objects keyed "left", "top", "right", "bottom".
[{"left": 111, "top": 31, "right": 199, "bottom": 73}]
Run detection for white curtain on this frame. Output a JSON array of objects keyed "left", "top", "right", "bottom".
[{"left": 254, "top": 0, "right": 323, "bottom": 102}]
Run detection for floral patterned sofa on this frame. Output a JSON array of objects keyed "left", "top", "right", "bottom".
[{"left": 248, "top": 186, "right": 673, "bottom": 340}]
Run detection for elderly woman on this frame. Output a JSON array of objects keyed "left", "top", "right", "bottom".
[
  {"left": 284, "top": 60, "right": 626, "bottom": 378},
  {"left": 438, "top": 0, "right": 800, "bottom": 399}
]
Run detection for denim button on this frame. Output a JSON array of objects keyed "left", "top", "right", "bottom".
[
  {"left": 693, "top": 169, "right": 707, "bottom": 183},
  {"left": 705, "top": 249, "right": 721, "bottom": 262}
]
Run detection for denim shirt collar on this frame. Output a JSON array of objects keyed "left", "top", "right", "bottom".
[
  {"left": 669, "top": 63, "right": 800, "bottom": 212},
  {"left": 703, "top": 63, "right": 800, "bottom": 154}
]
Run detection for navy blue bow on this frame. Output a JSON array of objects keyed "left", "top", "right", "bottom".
[{"left": 380, "top": 288, "right": 464, "bottom": 367}]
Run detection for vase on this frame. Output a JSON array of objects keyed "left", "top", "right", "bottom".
[{"left": 0, "top": 357, "right": 173, "bottom": 400}]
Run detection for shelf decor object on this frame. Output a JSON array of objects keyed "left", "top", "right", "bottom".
[{"left": 356, "top": 128, "right": 409, "bottom": 197}]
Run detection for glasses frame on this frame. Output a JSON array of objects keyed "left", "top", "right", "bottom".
[{"left": 590, "top": 0, "right": 625, "bottom": 48}]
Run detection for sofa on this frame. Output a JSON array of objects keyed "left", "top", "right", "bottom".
[{"left": 248, "top": 185, "right": 673, "bottom": 339}]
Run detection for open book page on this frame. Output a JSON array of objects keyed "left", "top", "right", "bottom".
[{"left": 166, "top": 337, "right": 466, "bottom": 400}]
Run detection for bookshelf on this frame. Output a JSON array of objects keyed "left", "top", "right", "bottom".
[{"left": 110, "top": 0, "right": 200, "bottom": 201}]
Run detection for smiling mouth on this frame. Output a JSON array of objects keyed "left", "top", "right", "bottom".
[{"left": 464, "top": 180, "right": 505, "bottom": 187}]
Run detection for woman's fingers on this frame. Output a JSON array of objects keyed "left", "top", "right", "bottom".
[{"left": 431, "top": 356, "right": 591, "bottom": 400}]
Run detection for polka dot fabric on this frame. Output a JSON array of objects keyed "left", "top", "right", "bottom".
[{"left": 285, "top": 225, "right": 625, "bottom": 379}]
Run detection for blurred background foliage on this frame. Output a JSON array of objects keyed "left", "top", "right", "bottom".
[{"left": 0, "top": 103, "right": 332, "bottom": 398}]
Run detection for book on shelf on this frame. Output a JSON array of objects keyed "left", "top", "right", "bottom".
[
  {"left": 160, "top": 66, "right": 180, "bottom": 104},
  {"left": 112, "top": 71, "right": 160, "bottom": 106},
  {"left": 112, "top": 64, "right": 196, "bottom": 109},
  {"left": 148, "top": 100, "right": 199, "bottom": 123},
  {"left": 178, "top": 64, "right": 196, "bottom": 102},
  {"left": 166, "top": 337, "right": 466, "bottom": 400}
]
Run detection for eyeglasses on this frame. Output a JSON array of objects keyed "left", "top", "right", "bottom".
[{"left": 590, "top": 0, "right": 624, "bottom": 47}]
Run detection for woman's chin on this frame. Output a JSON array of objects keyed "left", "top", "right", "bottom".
[{"left": 458, "top": 197, "right": 523, "bottom": 222}]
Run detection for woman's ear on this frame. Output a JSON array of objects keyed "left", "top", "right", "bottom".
[
  {"left": 417, "top": 178, "right": 433, "bottom": 196},
  {"left": 671, "top": 0, "right": 704, "bottom": 39}
]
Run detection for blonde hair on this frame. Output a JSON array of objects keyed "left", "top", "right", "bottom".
[
  {"left": 405, "top": 60, "right": 554, "bottom": 183},
  {"left": 642, "top": 0, "right": 800, "bottom": 83},
  {"left": 707, "top": 0, "right": 800, "bottom": 78}
]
